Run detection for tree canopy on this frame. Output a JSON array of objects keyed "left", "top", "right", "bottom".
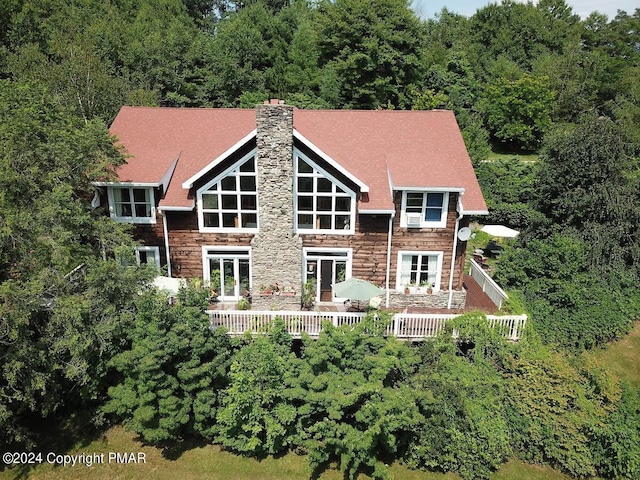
[
  {"left": 0, "top": 79, "right": 154, "bottom": 447},
  {"left": 1, "top": 1, "right": 640, "bottom": 477},
  {"left": 1, "top": 0, "right": 635, "bottom": 153}
]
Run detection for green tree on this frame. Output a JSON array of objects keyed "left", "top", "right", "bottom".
[
  {"left": 493, "top": 234, "right": 638, "bottom": 349},
  {"left": 581, "top": 9, "right": 640, "bottom": 105},
  {"left": 293, "top": 313, "right": 422, "bottom": 479},
  {"left": 474, "top": 157, "right": 542, "bottom": 227},
  {"left": 537, "top": 115, "right": 640, "bottom": 271},
  {"left": 410, "top": 87, "right": 450, "bottom": 110},
  {"left": 468, "top": 0, "right": 579, "bottom": 73},
  {"left": 532, "top": 46, "right": 606, "bottom": 122},
  {"left": 315, "top": 0, "right": 425, "bottom": 109},
  {"left": 405, "top": 314, "right": 514, "bottom": 480},
  {"left": 201, "top": 2, "right": 284, "bottom": 105},
  {"left": 610, "top": 66, "right": 640, "bottom": 150},
  {"left": 0, "top": 79, "right": 150, "bottom": 448},
  {"left": 480, "top": 74, "right": 554, "bottom": 151},
  {"left": 216, "top": 320, "right": 299, "bottom": 455},
  {"left": 105, "top": 284, "right": 232, "bottom": 443},
  {"left": 459, "top": 113, "right": 491, "bottom": 166}
]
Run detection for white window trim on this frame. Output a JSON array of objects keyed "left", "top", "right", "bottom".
[
  {"left": 303, "top": 247, "right": 353, "bottom": 301},
  {"left": 294, "top": 149, "right": 356, "bottom": 235},
  {"left": 201, "top": 246, "right": 252, "bottom": 300},
  {"left": 135, "top": 246, "right": 161, "bottom": 268},
  {"left": 399, "top": 191, "right": 449, "bottom": 229},
  {"left": 395, "top": 250, "right": 443, "bottom": 292},
  {"left": 107, "top": 186, "right": 156, "bottom": 224},
  {"left": 196, "top": 149, "right": 259, "bottom": 233}
]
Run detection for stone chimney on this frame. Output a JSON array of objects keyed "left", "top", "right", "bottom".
[{"left": 251, "top": 101, "right": 303, "bottom": 309}]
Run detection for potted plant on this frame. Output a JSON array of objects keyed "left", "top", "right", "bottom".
[
  {"left": 420, "top": 280, "right": 433, "bottom": 294},
  {"left": 236, "top": 297, "right": 251, "bottom": 310},
  {"left": 281, "top": 284, "right": 296, "bottom": 296},
  {"left": 404, "top": 284, "right": 411, "bottom": 295},
  {"left": 210, "top": 269, "right": 221, "bottom": 300},
  {"left": 301, "top": 279, "right": 316, "bottom": 309}
]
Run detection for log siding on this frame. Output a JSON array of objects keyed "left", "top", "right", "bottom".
[{"left": 129, "top": 191, "right": 470, "bottom": 292}]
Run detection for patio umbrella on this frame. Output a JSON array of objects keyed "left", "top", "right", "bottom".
[
  {"left": 480, "top": 224, "right": 520, "bottom": 238},
  {"left": 333, "top": 277, "right": 384, "bottom": 301}
]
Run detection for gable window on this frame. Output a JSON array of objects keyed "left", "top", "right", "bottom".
[
  {"left": 396, "top": 251, "right": 443, "bottom": 291},
  {"left": 400, "top": 191, "right": 448, "bottom": 228},
  {"left": 107, "top": 186, "right": 156, "bottom": 224},
  {"left": 197, "top": 151, "right": 258, "bottom": 232},
  {"left": 294, "top": 152, "right": 355, "bottom": 234}
]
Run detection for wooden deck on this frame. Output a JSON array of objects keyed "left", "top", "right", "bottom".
[{"left": 462, "top": 274, "right": 499, "bottom": 313}]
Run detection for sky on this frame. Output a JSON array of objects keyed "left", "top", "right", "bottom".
[{"left": 411, "top": 0, "right": 638, "bottom": 20}]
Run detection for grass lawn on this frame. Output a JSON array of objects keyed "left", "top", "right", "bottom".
[
  {"left": 590, "top": 321, "right": 640, "bottom": 388},
  {"left": 0, "top": 425, "right": 576, "bottom": 480},
  {"left": 0, "top": 425, "right": 455, "bottom": 480}
]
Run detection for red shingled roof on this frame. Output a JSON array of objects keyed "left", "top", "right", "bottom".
[
  {"left": 110, "top": 106, "right": 255, "bottom": 208},
  {"left": 108, "top": 106, "right": 487, "bottom": 213},
  {"left": 294, "top": 109, "right": 486, "bottom": 213}
]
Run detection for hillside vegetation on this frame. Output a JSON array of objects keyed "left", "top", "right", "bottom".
[{"left": 1, "top": 1, "right": 639, "bottom": 479}]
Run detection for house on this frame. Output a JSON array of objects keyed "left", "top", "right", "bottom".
[{"left": 98, "top": 100, "right": 488, "bottom": 310}]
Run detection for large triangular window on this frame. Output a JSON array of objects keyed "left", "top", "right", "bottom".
[
  {"left": 197, "top": 150, "right": 258, "bottom": 232},
  {"left": 294, "top": 151, "right": 355, "bottom": 234}
]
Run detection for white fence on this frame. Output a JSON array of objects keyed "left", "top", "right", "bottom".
[
  {"left": 469, "top": 259, "right": 509, "bottom": 309},
  {"left": 208, "top": 310, "right": 527, "bottom": 341}
]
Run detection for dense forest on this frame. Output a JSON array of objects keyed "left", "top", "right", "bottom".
[{"left": 1, "top": 0, "right": 640, "bottom": 479}]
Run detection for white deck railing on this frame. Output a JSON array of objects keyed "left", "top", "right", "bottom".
[
  {"left": 469, "top": 259, "right": 509, "bottom": 309},
  {"left": 208, "top": 310, "right": 527, "bottom": 341}
]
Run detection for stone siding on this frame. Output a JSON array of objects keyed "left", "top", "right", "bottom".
[
  {"left": 388, "top": 290, "right": 467, "bottom": 310},
  {"left": 251, "top": 103, "right": 303, "bottom": 310},
  {"left": 253, "top": 293, "right": 301, "bottom": 310}
]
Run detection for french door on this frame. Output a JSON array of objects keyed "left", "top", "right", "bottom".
[
  {"left": 203, "top": 248, "right": 251, "bottom": 300},
  {"left": 303, "top": 249, "right": 351, "bottom": 302}
]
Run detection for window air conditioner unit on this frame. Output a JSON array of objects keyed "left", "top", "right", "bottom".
[{"left": 406, "top": 213, "right": 422, "bottom": 227}]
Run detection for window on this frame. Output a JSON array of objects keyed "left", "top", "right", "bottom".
[
  {"left": 108, "top": 186, "right": 156, "bottom": 224},
  {"left": 295, "top": 153, "right": 355, "bottom": 234},
  {"left": 396, "top": 251, "right": 442, "bottom": 291},
  {"left": 136, "top": 246, "right": 161, "bottom": 268},
  {"left": 202, "top": 247, "right": 251, "bottom": 300},
  {"left": 400, "top": 191, "right": 448, "bottom": 228},
  {"left": 197, "top": 152, "right": 258, "bottom": 232},
  {"left": 116, "top": 245, "right": 160, "bottom": 268}
]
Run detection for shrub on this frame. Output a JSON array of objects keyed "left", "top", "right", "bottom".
[
  {"left": 503, "top": 343, "right": 622, "bottom": 478},
  {"left": 215, "top": 320, "right": 299, "bottom": 456},
  {"left": 494, "top": 234, "right": 638, "bottom": 350},
  {"left": 589, "top": 384, "right": 640, "bottom": 479},
  {"left": 104, "top": 285, "right": 233, "bottom": 443},
  {"left": 405, "top": 316, "right": 514, "bottom": 479}
]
